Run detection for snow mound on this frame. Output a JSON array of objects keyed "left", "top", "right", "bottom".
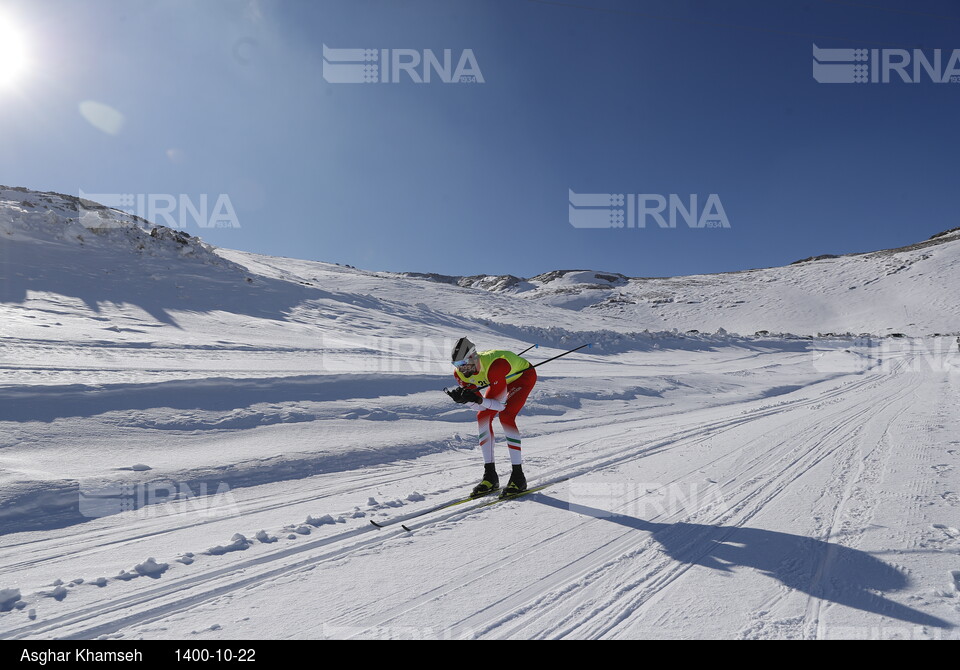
[
  {"left": 0, "top": 588, "right": 22, "bottom": 612},
  {"left": 305, "top": 514, "right": 337, "bottom": 527},
  {"left": 0, "top": 185, "right": 245, "bottom": 274},
  {"left": 134, "top": 557, "right": 169, "bottom": 578},
  {"left": 206, "top": 534, "right": 252, "bottom": 556},
  {"left": 531, "top": 269, "right": 629, "bottom": 288}
]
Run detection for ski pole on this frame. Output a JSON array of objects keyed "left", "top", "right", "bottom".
[
  {"left": 516, "top": 343, "right": 539, "bottom": 357},
  {"left": 445, "top": 343, "right": 591, "bottom": 395},
  {"left": 524, "top": 342, "right": 591, "bottom": 372}
]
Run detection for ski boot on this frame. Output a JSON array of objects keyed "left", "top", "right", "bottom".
[
  {"left": 499, "top": 465, "right": 527, "bottom": 499},
  {"left": 471, "top": 464, "right": 500, "bottom": 498}
]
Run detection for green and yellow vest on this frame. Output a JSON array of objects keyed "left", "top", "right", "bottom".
[{"left": 454, "top": 349, "right": 530, "bottom": 387}]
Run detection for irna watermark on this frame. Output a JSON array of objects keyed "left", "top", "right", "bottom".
[
  {"left": 322, "top": 45, "right": 484, "bottom": 84},
  {"left": 79, "top": 479, "right": 240, "bottom": 520},
  {"left": 568, "top": 190, "right": 730, "bottom": 229},
  {"left": 319, "top": 335, "right": 461, "bottom": 374},
  {"left": 813, "top": 44, "right": 960, "bottom": 84},
  {"left": 320, "top": 623, "right": 476, "bottom": 640},
  {"left": 568, "top": 480, "right": 728, "bottom": 519},
  {"left": 810, "top": 337, "right": 960, "bottom": 375},
  {"left": 79, "top": 190, "right": 241, "bottom": 230},
  {"left": 819, "top": 624, "right": 960, "bottom": 640}
]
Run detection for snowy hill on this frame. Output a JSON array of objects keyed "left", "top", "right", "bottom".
[
  {"left": 4, "top": 185, "right": 958, "bottom": 344},
  {"left": 2, "top": 186, "right": 959, "bottom": 640},
  {"left": 398, "top": 231, "right": 960, "bottom": 337}
]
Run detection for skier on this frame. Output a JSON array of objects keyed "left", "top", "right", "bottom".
[{"left": 447, "top": 337, "right": 537, "bottom": 498}]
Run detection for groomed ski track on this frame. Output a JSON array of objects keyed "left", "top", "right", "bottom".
[{"left": 2, "top": 347, "right": 956, "bottom": 640}]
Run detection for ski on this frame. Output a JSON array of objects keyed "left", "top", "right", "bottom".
[
  {"left": 400, "top": 478, "right": 568, "bottom": 531},
  {"left": 369, "top": 488, "right": 500, "bottom": 529},
  {"left": 481, "top": 479, "right": 567, "bottom": 508}
]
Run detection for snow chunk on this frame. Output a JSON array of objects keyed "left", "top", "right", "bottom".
[
  {"left": 255, "top": 530, "right": 278, "bottom": 544},
  {"left": 0, "top": 588, "right": 22, "bottom": 612},
  {"left": 135, "top": 557, "right": 169, "bottom": 578},
  {"left": 305, "top": 514, "right": 336, "bottom": 527},
  {"left": 41, "top": 585, "right": 69, "bottom": 601},
  {"left": 206, "top": 534, "right": 251, "bottom": 556},
  {"left": 191, "top": 623, "right": 223, "bottom": 634}
]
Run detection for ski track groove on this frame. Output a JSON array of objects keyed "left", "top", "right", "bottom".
[
  {"left": 0, "top": 461, "right": 476, "bottom": 575},
  {"left": 797, "top": 365, "right": 916, "bottom": 631},
  {"left": 3, "top": 517, "right": 412, "bottom": 639},
  {"left": 441, "top": 363, "right": 920, "bottom": 638},
  {"left": 580, "top": 364, "right": 921, "bottom": 640},
  {"left": 324, "top": 364, "right": 913, "bottom": 638},
  {"left": 1, "top": 358, "right": 918, "bottom": 640},
  {"left": 607, "top": 368, "right": 918, "bottom": 639},
  {"left": 500, "top": 409, "right": 874, "bottom": 637},
  {"left": 802, "top": 370, "right": 936, "bottom": 639}
]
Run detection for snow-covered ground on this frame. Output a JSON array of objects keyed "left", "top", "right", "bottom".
[{"left": 1, "top": 188, "right": 958, "bottom": 639}]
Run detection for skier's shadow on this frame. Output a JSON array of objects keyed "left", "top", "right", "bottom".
[{"left": 536, "top": 495, "right": 953, "bottom": 630}]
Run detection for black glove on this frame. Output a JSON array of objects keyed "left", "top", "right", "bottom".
[{"left": 446, "top": 387, "right": 482, "bottom": 404}]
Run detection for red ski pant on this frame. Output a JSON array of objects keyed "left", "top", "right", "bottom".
[{"left": 476, "top": 368, "right": 536, "bottom": 466}]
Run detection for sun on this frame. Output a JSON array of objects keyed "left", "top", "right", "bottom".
[{"left": 0, "top": 13, "right": 29, "bottom": 89}]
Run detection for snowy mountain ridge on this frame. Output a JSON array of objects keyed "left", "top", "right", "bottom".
[
  {"left": 397, "top": 230, "right": 960, "bottom": 337},
  {"left": 0, "top": 186, "right": 244, "bottom": 273},
  {"left": 7, "top": 187, "right": 960, "bottom": 336},
  {"left": 3, "top": 185, "right": 958, "bottom": 338}
]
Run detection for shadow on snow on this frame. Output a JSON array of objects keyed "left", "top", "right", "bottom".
[{"left": 538, "top": 496, "right": 954, "bottom": 631}]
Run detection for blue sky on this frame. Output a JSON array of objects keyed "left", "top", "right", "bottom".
[{"left": 1, "top": 0, "right": 959, "bottom": 278}]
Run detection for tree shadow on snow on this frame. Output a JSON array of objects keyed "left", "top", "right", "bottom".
[{"left": 537, "top": 496, "right": 954, "bottom": 630}]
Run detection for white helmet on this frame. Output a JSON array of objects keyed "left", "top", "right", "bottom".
[{"left": 451, "top": 337, "right": 476, "bottom": 366}]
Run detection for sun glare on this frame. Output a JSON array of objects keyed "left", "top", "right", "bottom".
[{"left": 0, "top": 14, "right": 29, "bottom": 89}]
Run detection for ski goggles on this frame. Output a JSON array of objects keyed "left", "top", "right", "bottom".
[{"left": 453, "top": 357, "right": 476, "bottom": 369}]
